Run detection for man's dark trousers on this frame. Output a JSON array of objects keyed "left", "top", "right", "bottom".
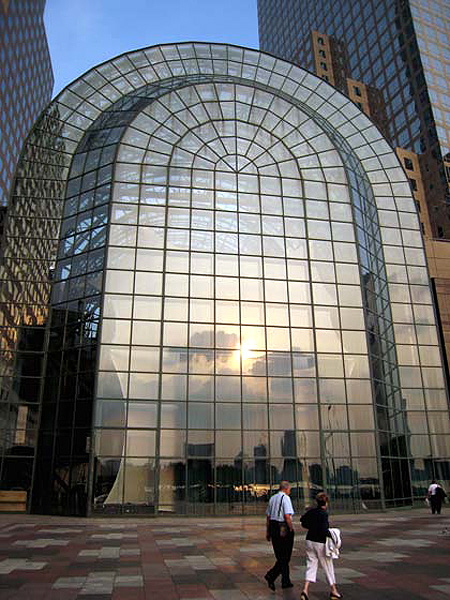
[
  {"left": 266, "top": 520, "right": 294, "bottom": 586},
  {"left": 430, "top": 495, "right": 442, "bottom": 514}
]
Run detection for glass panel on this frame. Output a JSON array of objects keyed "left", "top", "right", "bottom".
[
  {"left": 127, "top": 402, "right": 158, "bottom": 428},
  {"left": 123, "top": 458, "right": 156, "bottom": 506}
]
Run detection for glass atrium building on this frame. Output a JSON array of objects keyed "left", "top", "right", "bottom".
[{"left": 1, "top": 43, "right": 450, "bottom": 515}]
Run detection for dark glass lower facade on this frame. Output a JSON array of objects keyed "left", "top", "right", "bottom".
[{"left": 1, "top": 43, "right": 449, "bottom": 516}]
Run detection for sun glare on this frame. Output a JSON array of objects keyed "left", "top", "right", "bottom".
[{"left": 239, "top": 341, "right": 256, "bottom": 361}]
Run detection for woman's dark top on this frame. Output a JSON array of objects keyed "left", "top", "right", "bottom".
[{"left": 300, "top": 507, "right": 331, "bottom": 543}]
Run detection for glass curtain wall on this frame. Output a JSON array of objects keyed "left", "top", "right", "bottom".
[
  {"left": 0, "top": 107, "right": 65, "bottom": 506},
  {"left": 96, "top": 80, "right": 375, "bottom": 514},
  {"left": 3, "top": 43, "right": 449, "bottom": 515}
]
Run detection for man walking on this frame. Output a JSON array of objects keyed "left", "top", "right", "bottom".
[
  {"left": 428, "top": 479, "right": 447, "bottom": 515},
  {"left": 264, "top": 481, "right": 295, "bottom": 590}
]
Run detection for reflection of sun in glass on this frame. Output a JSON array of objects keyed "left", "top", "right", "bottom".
[{"left": 237, "top": 341, "right": 256, "bottom": 362}]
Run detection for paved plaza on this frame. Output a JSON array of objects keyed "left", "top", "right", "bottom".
[{"left": 0, "top": 509, "right": 448, "bottom": 599}]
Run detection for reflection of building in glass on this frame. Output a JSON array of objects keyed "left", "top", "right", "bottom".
[
  {"left": 0, "top": 0, "right": 54, "bottom": 506},
  {"left": 0, "top": 101, "right": 65, "bottom": 513},
  {"left": 0, "top": 0, "right": 53, "bottom": 207},
  {"left": 1, "top": 42, "right": 450, "bottom": 516}
]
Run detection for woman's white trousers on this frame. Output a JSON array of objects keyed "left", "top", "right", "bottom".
[{"left": 305, "top": 540, "right": 336, "bottom": 585}]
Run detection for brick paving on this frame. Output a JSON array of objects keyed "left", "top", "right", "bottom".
[{"left": 0, "top": 508, "right": 448, "bottom": 599}]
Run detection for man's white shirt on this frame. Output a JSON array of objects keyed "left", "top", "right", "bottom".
[
  {"left": 266, "top": 491, "right": 294, "bottom": 521},
  {"left": 428, "top": 483, "right": 439, "bottom": 495}
]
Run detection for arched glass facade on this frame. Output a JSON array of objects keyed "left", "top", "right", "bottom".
[{"left": 1, "top": 43, "right": 449, "bottom": 515}]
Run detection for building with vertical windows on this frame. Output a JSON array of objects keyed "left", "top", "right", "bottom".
[
  {"left": 258, "top": 0, "right": 450, "bottom": 400},
  {"left": 1, "top": 43, "right": 449, "bottom": 516},
  {"left": 0, "top": 0, "right": 54, "bottom": 207},
  {"left": 258, "top": 1, "right": 449, "bottom": 233}
]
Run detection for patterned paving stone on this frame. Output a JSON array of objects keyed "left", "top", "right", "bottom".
[
  {"left": 0, "top": 558, "right": 47, "bottom": 574},
  {"left": 209, "top": 591, "right": 248, "bottom": 600},
  {"left": 376, "top": 516, "right": 410, "bottom": 521},
  {"left": 90, "top": 534, "right": 137, "bottom": 540},
  {"left": 0, "top": 524, "right": 35, "bottom": 531},
  {"left": 431, "top": 577, "right": 450, "bottom": 595},
  {"left": 238, "top": 544, "right": 273, "bottom": 554},
  {"left": 185, "top": 557, "right": 216, "bottom": 570},
  {"left": 331, "top": 566, "right": 366, "bottom": 584},
  {"left": 53, "top": 577, "right": 86, "bottom": 589},
  {"left": 430, "top": 585, "right": 450, "bottom": 595},
  {"left": 79, "top": 572, "right": 116, "bottom": 595},
  {"left": 39, "top": 528, "right": 83, "bottom": 534},
  {"left": 13, "top": 538, "right": 69, "bottom": 548},
  {"left": 291, "top": 564, "right": 366, "bottom": 584},
  {"left": 115, "top": 575, "right": 143, "bottom": 587},
  {"left": 344, "top": 550, "right": 408, "bottom": 562},
  {"left": 0, "top": 509, "right": 448, "bottom": 598},
  {"left": 156, "top": 537, "right": 197, "bottom": 547},
  {"left": 152, "top": 528, "right": 193, "bottom": 534},
  {"left": 98, "top": 524, "right": 137, "bottom": 530},
  {"left": 120, "top": 549, "right": 140, "bottom": 556},
  {"left": 210, "top": 557, "right": 236, "bottom": 566},
  {"left": 376, "top": 537, "right": 436, "bottom": 547},
  {"left": 179, "top": 598, "right": 212, "bottom": 600}
]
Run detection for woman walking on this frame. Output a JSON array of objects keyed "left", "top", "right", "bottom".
[{"left": 300, "top": 492, "right": 343, "bottom": 600}]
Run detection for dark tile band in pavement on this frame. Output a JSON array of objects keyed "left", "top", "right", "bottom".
[{"left": 0, "top": 509, "right": 448, "bottom": 599}]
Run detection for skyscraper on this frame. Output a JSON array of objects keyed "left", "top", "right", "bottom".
[
  {"left": 258, "top": 0, "right": 449, "bottom": 234},
  {"left": 0, "top": 0, "right": 54, "bottom": 207},
  {"left": 1, "top": 42, "right": 449, "bottom": 516},
  {"left": 258, "top": 0, "right": 450, "bottom": 388}
]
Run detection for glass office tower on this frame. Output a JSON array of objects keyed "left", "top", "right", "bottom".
[
  {"left": 258, "top": 0, "right": 450, "bottom": 237},
  {"left": 2, "top": 43, "right": 450, "bottom": 515},
  {"left": 0, "top": 0, "right": 54, "bottom": 207}
]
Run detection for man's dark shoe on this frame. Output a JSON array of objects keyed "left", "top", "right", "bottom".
[
  {"left": 282, "top": 582, "right": 294, "bottom": 589},
  {"left": 264, "top": 574, "right": 276, "bottom": 591}
]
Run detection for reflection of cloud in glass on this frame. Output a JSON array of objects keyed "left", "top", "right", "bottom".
[
  {"left": 215, "top": 330, "right": 239, "bottom": 348},
  {"left": 245, "top": 353, "right": 266, "bottom": 376},
  {"left": 188, "top": 374, "right": 213, "bottom": 400},
  {"left": 242, "top": 377, "right": 267, "bottom": 402}
]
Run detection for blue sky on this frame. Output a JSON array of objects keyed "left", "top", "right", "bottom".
[{"left": 45, "top": 0, "right": 259, "bottom": 96}]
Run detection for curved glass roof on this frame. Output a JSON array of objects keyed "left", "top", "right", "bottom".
[{"left": 18, "top": 42, "right": 414, "bottom": 206}]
